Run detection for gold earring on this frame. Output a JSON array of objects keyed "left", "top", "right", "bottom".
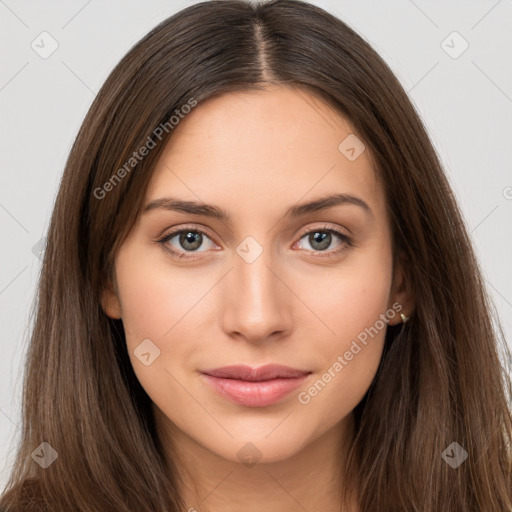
[{"left": 400, "top": 312, "right": 409, "bottom": 323}]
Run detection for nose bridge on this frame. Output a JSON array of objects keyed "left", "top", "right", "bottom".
[{"left": 221, "top": 235, "right": 292, "bottom": 341}]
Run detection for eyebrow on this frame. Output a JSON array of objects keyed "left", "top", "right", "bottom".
[{"left": 143, "top": 193, "right": 372, "bottom": 221}]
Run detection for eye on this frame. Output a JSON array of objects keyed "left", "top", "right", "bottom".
[
  {"left": 293, "top": 225, "right": 353, "bottom": 258},
  {"left": 156, "top": 225, "right": 218, "bottom": 260}
]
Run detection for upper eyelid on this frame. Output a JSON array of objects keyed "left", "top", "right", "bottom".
[
  {"left": 295, "top": 224, "right": 350, "bottom": 239},
  {"left": 160, "top": 224, "right": 217, "bottom": 243}
]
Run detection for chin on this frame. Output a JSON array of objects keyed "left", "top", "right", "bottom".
[{"left": 200, "top": 427, "right": 315, "bottom": 466}]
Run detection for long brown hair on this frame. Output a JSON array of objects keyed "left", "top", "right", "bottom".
[{"left": 1, "top": 1, "right": 511, "bottom": 510}]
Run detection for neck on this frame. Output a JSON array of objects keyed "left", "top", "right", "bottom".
[{"left": 155, "top": 409, "right": 360, "bottom": 512}]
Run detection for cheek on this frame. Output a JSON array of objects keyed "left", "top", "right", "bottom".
[
  {"left": 293, "top": 244, "right": 393, "bottom": 413},
  {"left": 113, "top": 243, "right": 229, "bottom": 410},
  {"left": 114, "top": 243, "right": 196, "bottom": 343},
  {"left": 114, "top": 255, "right": 199, "bottom": 416},
  {"left": 297, "top": 243, "right": 393, "bottom": 351}
]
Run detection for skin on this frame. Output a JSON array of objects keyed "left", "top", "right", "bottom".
[{"left": 102, "top": 86, "right": 414, "bottom": 512}]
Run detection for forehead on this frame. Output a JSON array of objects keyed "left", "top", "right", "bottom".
[{"left": 145, "top": 86, "right": 384, "bottom": 223}]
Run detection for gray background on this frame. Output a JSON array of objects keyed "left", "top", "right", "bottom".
[{"left": 1, "top": 0, "right": 511, "bottom": 489}]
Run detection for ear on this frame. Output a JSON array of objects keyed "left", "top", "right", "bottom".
[
  {"left": 100, "top": 278, "right": 122, "bottom": 319},
  {"left": 387, "top": 254, "right": 415, "bottom": 326}
]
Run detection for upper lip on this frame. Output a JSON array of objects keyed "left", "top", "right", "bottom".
[{"left": 202, "top": 364, "right": 310, "bottom": 382}]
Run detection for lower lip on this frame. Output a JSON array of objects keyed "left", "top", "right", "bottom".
[{"left": 201, "top": 374, "right": 309, "bottom": 407}]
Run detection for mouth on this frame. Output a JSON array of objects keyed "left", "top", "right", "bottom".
[{"left": 200, "top": 364, "right": 312, "bottom": 407}]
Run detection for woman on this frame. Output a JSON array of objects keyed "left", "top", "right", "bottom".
[{"left": 1, "top": 1, "right": 511, "bottom": 510}]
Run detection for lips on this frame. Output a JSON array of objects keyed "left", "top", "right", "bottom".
[{"left": 200, "top": 364, "right": 311, "bottom": 407}]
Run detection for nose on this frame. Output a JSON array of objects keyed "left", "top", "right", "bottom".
[{"left": 221, "top": 246, "right": 293, "bottom": 345}]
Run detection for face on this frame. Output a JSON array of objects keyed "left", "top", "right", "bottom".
[{"left": 102, "top": 86, "right": 411, "bottom": 465}]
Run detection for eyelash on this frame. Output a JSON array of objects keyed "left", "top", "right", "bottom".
[{"left": 156, "top": 224, "right": 353, "bottom": 260}]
